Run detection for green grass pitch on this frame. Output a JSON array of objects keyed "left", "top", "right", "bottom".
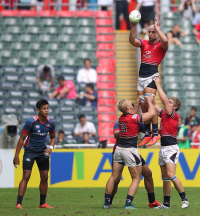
[{"left": 0, "top": 187, "right": 199, "bottom": 216}]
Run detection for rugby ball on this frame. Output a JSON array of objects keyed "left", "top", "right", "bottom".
[{"left": 129, "top": 10, "right": 141, "bottom": 23}]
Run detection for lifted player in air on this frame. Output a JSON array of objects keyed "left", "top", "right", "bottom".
[
  {"left": 153, "top": 77, "right": 189, "bottom": 209},
  {"left": 13, "top": 99, "right": 56, "bottom": 209},
  {"left": 103, "top": 100, "right": 160, "bottom": 209},
  {"left": 129, "top": 18, "right": 168, "bottom": 147},
  {"left": 102, "top": 95, "right": 155, "bottom": 209}
]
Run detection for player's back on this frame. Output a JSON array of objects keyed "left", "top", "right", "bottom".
[{"left": 118, "top": 114, "right": 140, "bottom": 148}]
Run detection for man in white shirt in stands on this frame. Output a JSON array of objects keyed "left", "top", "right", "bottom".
[
  {"left": 74, "top": 114, "right": 97, "bottom": 144},
  {"left": 77, "top": 59, "right": 97, "bottom": 83}
]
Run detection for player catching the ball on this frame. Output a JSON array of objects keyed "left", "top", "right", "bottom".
[
  {"left": 129, "top": 16, "right": 168, "bottom": 147},
  {"left": 13, "top": 99, "right": 56, "bottom": 209}
]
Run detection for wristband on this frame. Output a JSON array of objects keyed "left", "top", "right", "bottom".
[{"left": 49, "top": 146, "right": 53, "bottom": 150}]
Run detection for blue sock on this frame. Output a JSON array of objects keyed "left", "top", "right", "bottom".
[
  {"left": 126, "top": 195, "right": 134, "bottom": 206},
  {"left": 144, "top": 124, "right": 151, "bottom": 137},
  {"left": 152, "top": 123, "right": 158, "bottom": 137},
  {"left": 17, "top": 195, "right": 23, "bottom": 205},
  {"left": 163, "top": 196, "right": 170, "bottom": 207},
  {"left": 179, "top": 192, "right": 187, "bottom": 201},
  {"left": 104, "top": 193, "right": 111, "bottom": 205},
  {"left": 40, "top": 194, "right": 46, "bottom": 205}
]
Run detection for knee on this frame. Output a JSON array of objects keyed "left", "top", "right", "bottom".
[
  {"left": 143, "top": 169, "right": 152, "bottom": 179},
  {"left": 41, "top": 174, "right": 48, "bottom": 182},
  {"left": 167, "top": 172, "right": 174, "bottom": 180},
  {"left": 141, "top": 101, "right": 148, "bottom": 112},
  {"left": 23, "top": 174, "right": 31, "bottom": 182}
]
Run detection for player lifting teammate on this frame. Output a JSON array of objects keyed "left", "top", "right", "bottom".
[
  {"left": 102, "top": 94, "right": 155, "bottom": 209},
  {"left": 13, "top": 99, "right": 56, "bottom": 209},
  {"left": 153, "top": 77, "right": 189, "bottom": 209},
  {"left": 129, "top": 18, "right": 168, "bottom": 146}
]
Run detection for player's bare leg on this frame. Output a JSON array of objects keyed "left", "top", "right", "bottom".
[
  {"left": 142, "top": 164, "right": 161, "bottom": 207},
  {"left": 16, "top": 170, "right": 32, "bottom": 209},
  {"left": 124, "top": 165, "right": 142, "bottom": 209},
  {"left": 38, "top": 170, "right": 53, "bottom": 209},
  {"left": 110, "top": 176, "right": 121, "bottom": 206},
  {"left": 103, "top": 162, "right": 124, "bottom": 208}
]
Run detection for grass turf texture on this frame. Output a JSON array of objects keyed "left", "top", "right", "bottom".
[{"left": 0, "top": 188, "right": 199, "bottom": 216}]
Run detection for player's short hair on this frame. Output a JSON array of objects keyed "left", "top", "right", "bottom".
[
  {"left": 78, "top": 114, "right": 85, "bottom": 119},
  {"left": 58, "top": 130, "right": 64, "bottom": 135},
  {"left": 58, "top": 75, "right": 65, "bottom": 82},
  {"left": 43, "top": 65, "right": 50, "bottom": 72},
  {"left": 86, "top": 83, "right": 94, "bottom": 90},
  {"left": 84, "top": 58, "right": 91, "bottom": 63},
  {"left": 170, "top": 97, "right": 181, "bottom": 111},
  {"left": 117, "top": 98, "right": 129, "bottom": 113},
  {"left": 36, "top": 99, "right": 49, "bottom": 109},
  {"left": 190, "top": 106, "right": 197, "bottom": 111}
]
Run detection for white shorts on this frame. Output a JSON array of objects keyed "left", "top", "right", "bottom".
[
  {"left": 137, "top": 73, "right": 159, "bottom": 91},
  {"left": 159, "top": 145, "right": 180, "bottom": 166},
  {"left": 113, "top": 146, "right": 142, "bottom": 167}
]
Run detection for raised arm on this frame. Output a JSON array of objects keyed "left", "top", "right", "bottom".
[
  {"left": 154, "top": 18, "right": 168, "bottom": 51},
  {"left": 129, "top": 23, "right": 142, "bottom": 47},
  {"left": 141, "top": 94, "right": 155, "bottom": 122},
  {"left": 153, "top": 76, "right": 172, "bottom": 115}
]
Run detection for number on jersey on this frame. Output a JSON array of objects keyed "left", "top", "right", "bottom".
[{"left": 119, "top": 122, "right": 127, "bottom": 132}]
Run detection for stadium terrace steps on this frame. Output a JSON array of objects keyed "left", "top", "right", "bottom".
[{"left": 115, "top": 30, "right": 138, "bottom": 117}]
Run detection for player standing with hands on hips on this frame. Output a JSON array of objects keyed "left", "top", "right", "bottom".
[
  {"left": 13, "top": 99, "right": 56, "bottom": 209},
  {"left": 153, "top": 76, "right": 189, "bottom": 209},
  {"left": 129, "top": 11, "right": 168, "bottom": 147}
]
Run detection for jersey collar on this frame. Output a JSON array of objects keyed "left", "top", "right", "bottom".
[{"left": 33, "top": 115, "right": 49, "bottom": 124}]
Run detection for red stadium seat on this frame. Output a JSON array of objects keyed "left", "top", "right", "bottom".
[
  {"left": 97, "top": 82, "right": 115, "bottom": 90},
  {"left": 96, "top": 27, "right": 114, "bottom": 35},
  {"left": 98, "top": 129, "right": 113, "bottom": 136},
  {"left": 98, "top": 59, "right": 116, "bottom": 67},
  {"left": 76, "top": 11, "right": 95, "bottom": 17},
  {"left": 98, "top": 98, "right": 116, "bottom": 106},
  {"left": 1, "top": 10, "right": 19, "bottom": 17},
  {"left": 98, "top": 114, "right": 116, "bottom": 122},
  {"left": 98, "top": 122, "right": 115, "bottom": 129},
  {"left": 96, "top": 19, "right": 113, "bottom": 26},
  {"left": 96, "top": 51, "right": 115, "bottom": 58},
  {"left": 96, "top": 66, "right": 114, "bottom": 74},
  {"left": 96, "top": 11, "right": 112, "bottom": 18},
  {"left": 96, "top": 35, "right": 115, "bottom": 42},
  {"left": 57, "top": 11, "right": 75, "bottom": 17},
  {"left": 99, "top": 137, "right": 116, "bottom": 143},
  {"left": 98, "top": 75, "right": 115, "bottom": 82},
  {"left": 39, "top": 10, "right": 57, "bottom": 17},
  {"left": 98, "top": 90, "right": 116, "bottom": 98},
  {"left": 20, "top": 10, "right": 37, "bottom": 17},
  {"left": 98, "top": 43, "right": 115, "bottom": 51},
  {"left": 98, "top": 106, "right": 116, "bottom": 113}
]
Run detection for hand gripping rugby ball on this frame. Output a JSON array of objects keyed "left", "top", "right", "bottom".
[{"left": 129, "top": 10, "right": 141, "bottom": 23}]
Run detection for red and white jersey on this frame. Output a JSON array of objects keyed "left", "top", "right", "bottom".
[
  {"left": 118, "top": 113, "right": 141, "bottom": 148},
  {"left": 139, "top": 39, "right": 166, "bottom": 78},
  {"left": 160, "top": 110, "right": 179, "bottom": 146}
]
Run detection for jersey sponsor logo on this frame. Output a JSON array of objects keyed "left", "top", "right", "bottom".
[
  {"left": 142, "top": 54, "right": 153, "bottom": 59},
  {"left": 132, "top": 114, "right": 137, "bottom": 119},
  {"left": 35, "top": 125, "right": 40, "bottom": 129},
  {"left": 33, "top": 132, "right": 49, "bottom": 136},
  {"left": 26, "top": 158, "right": 30, "bottom": 161},
  {"left": 146, "top": 51, "right": 151, "bottom": 54}
]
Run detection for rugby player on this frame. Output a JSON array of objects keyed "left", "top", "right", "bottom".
[
  {"left": 129, "top": 18, "right": 168, "bottom": 146},
  {"left": 102, "top": 94, "right": 155, "bottom": 209},
  {"left": 13, "top": 99, "right": 56, "bottom": 209},
  {"left": 153, "top": 77, "right": 189, "bottom": 209}
]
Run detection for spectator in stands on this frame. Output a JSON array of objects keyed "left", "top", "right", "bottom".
[
  {"left": 97, "top": 0, "right": 113, "bottom": 10},
  {"left": 177, "top": 117, "right": 190, "bottom": 149},
  {"left": 30, "top": 0, "right": 43, "bottom": 11},
  {"left": 77, "top": 83, "right": 98, "bottom": 107},
  {"left": 136, "top": 0, "right": 159, "bottom": 38},
  {"left": 116, "top": 0, "right": 130, "bottom": 30},
  {"left": 87, "top": 0, "right": 98, "bottom": 10},
  {"left": 18, "top": 0, "right": 31, "bottom": 10},
  {"left": 74, "top": 114, "right": 97, "bottom": 144},
  {"left": 77, "top": 59, "right": 97, "bottom": 83},
  {"left": 192, "top": 6, "right": 200, "bottom": 25},
  {"left": 56, "top": 130, "right": 66, "bottom": 145},
  {"left": 49, "top": 75, "right": 76, "bottom": 100},
  {"left": 178, "top": 0, "right": 196, "bottom": 21},
  {"left": 166, "top": 24, "right": 187, "bottom": 48},
  {"left": 189, "top": 122, "right": 199, "bottom": 148},
  {"left": 185, "top": 106, "right": 200, "bottom": 127},
  {"left": 36, "top": 65, "right": 55, "bottom": 94},
  {"left": 193, "top": 22, "right": 200, "bottom": 44}
]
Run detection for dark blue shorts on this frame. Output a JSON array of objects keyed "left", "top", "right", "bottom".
[{"left": 23, "top": 149, "right": 49, "bottom": 171}]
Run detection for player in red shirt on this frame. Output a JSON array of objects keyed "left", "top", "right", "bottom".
[
  {"left": 102, "top": 95, "right": 155, "bottom": 209},
  {"left": 129, "top": 18, "right": 168, "bottom": 147},
  {"left": 153, "top": 77, "right": 189, "bottom": 209}
]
